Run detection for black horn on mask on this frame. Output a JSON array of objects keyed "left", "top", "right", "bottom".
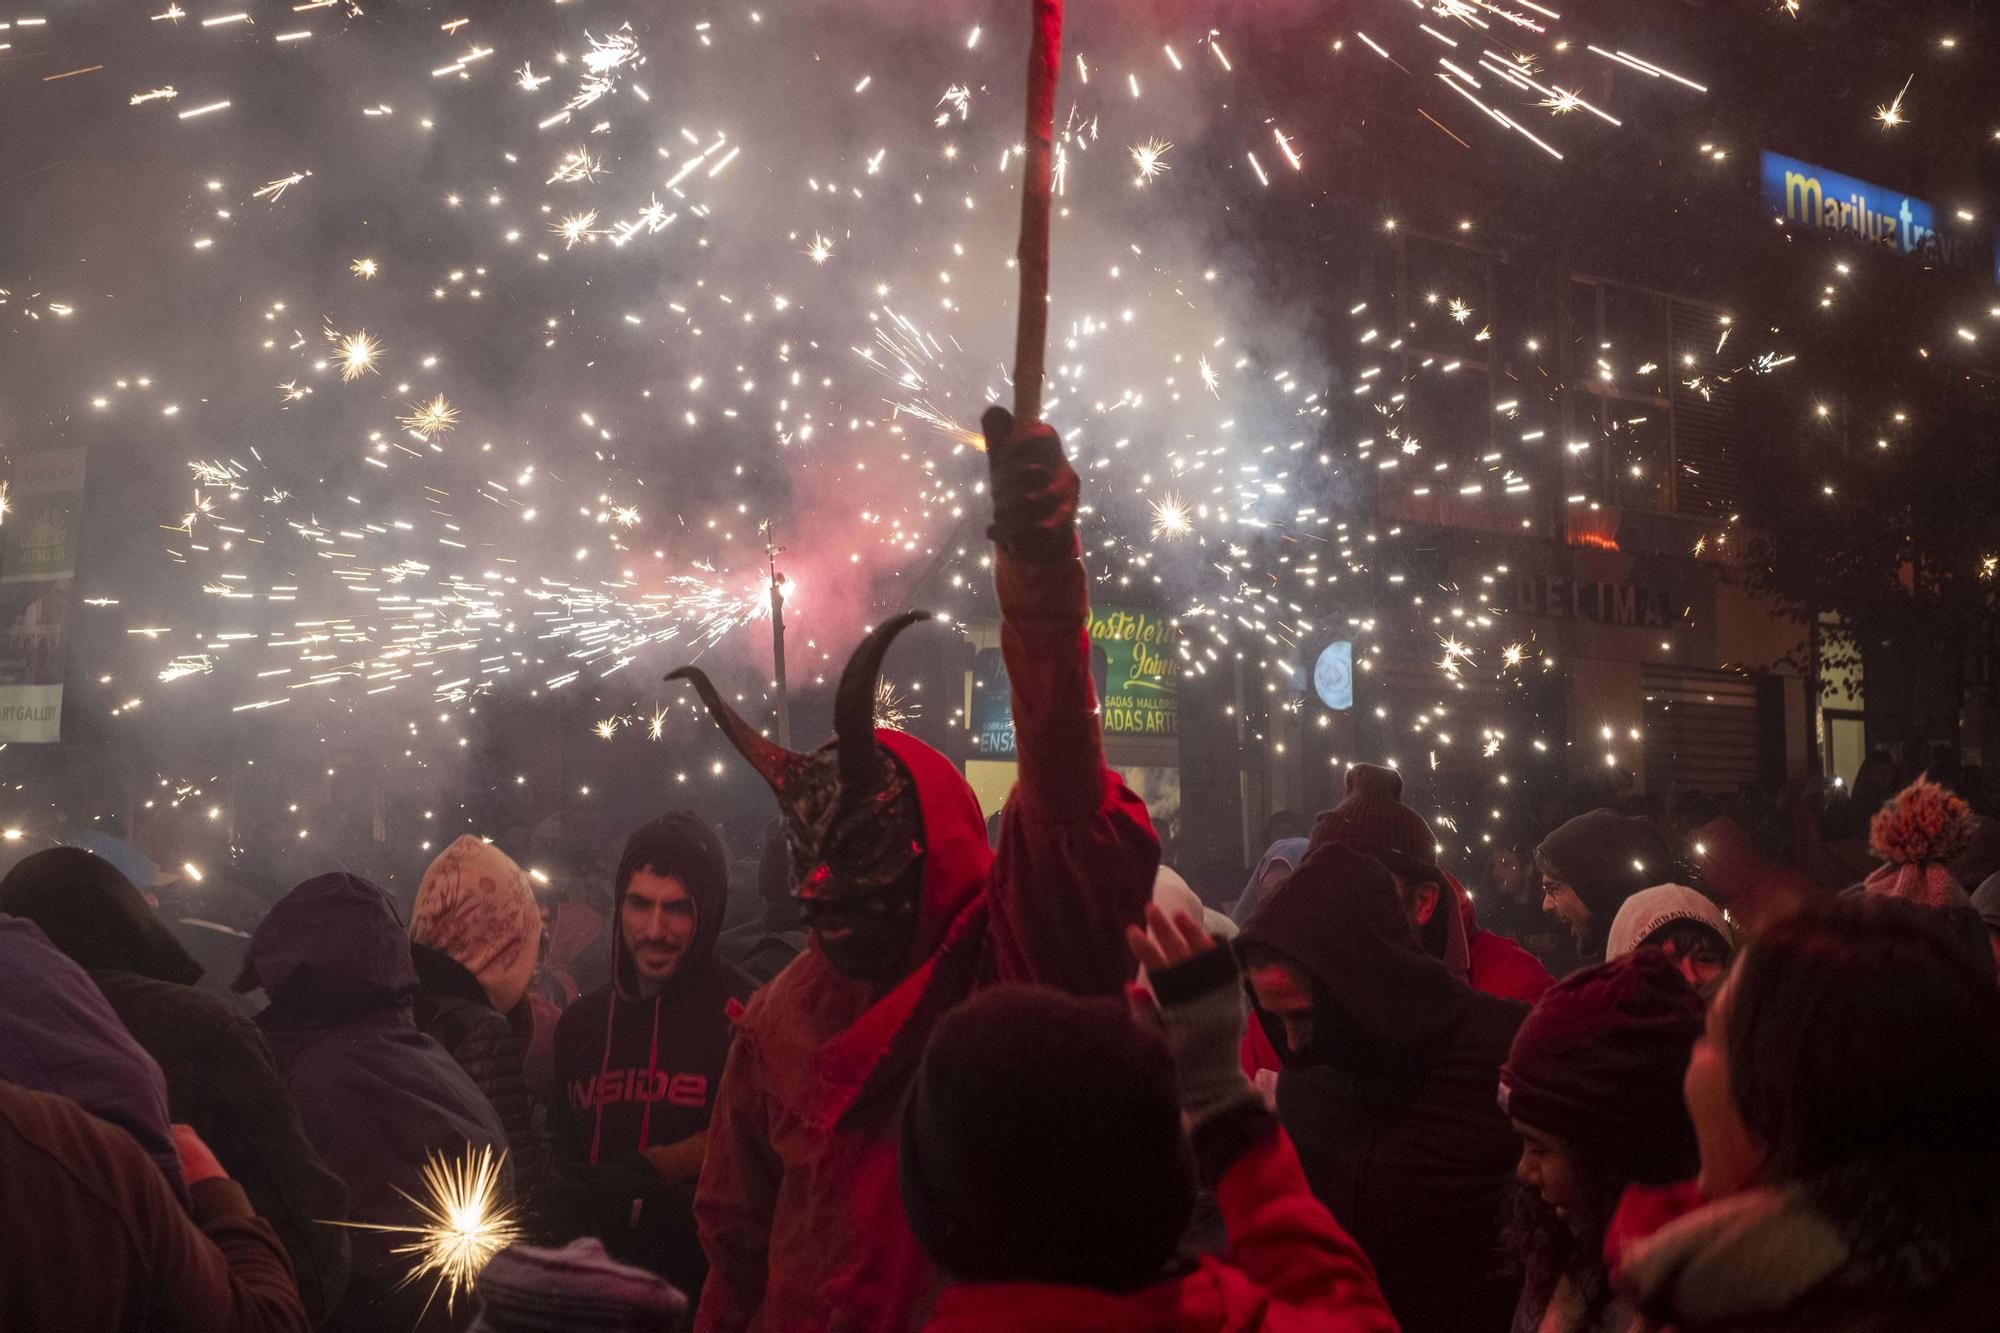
[
  {"left": 833, "top": 610, "right": 931, "bottom": 786},
  {"left": 665, "top": 664, "right": 812, "bottom": 795}
]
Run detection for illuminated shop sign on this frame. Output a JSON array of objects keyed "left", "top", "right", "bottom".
[{"left": 1760, "top": 150, "right": 1996, "bottom": 283}]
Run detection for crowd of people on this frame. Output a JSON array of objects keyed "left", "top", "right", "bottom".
[{"left": 5, "top": 404, "right": 2000, "bottom": 1332}]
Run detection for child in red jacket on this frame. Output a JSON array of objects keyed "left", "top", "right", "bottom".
[{"left": 898, "top": 905, "right": 1399, "bottom": 1332}]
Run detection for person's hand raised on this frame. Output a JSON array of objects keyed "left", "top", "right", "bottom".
[{"left": 1125, "top": 901, "right": 1216, "bottom": 974}]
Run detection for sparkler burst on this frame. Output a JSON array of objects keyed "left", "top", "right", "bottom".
[
  {"left": 1131, "top": 138, "right": 1172, "bottom": 182},
  {"left": 350, "top": 257, "right": 378, "bottom": 278},
  {"left": 1150, "top": 495, "right": 1193, "bottom": 541},
  {"left": 326, "top": 327, "right": 382, "bottom": 381},
  {"left": 338, "top": 1145, "right": 520, "bottom": 1317},
  {"left": 398, "top": 394, "right": 460, "bottom": 439},
  {"left": 873, "top": 678, "right": 920, "bottom": 731},
  {"left": 1874, "top": 73, "right": 1913, "bottom": 129}
]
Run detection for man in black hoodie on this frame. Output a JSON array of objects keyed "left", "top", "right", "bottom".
[
  {"left": 546, "top": 811, "right": 753, "bottom": 1296},
  {"left": 1238, "top": 841, "right": 1527, "bottom": 1333}
]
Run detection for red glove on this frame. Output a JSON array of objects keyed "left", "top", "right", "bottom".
[
  {"left": 172, "top": 1123, "right": 229, "bottom": 1187},
  {"left": 980, "top": 406, "right": 1078, "bottom": 563}
]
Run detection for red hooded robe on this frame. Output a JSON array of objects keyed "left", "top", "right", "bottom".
[{"left": 692, "top": 547, "right": 1160, "bottom": 1332}]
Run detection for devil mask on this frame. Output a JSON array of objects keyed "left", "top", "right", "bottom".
[{"left": 669, "top": 611, "right": 930, "bottom": 979}]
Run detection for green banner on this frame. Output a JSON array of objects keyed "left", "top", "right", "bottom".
[{"left": 1088, "top": 607, "right": 1176, "bottom": 738}]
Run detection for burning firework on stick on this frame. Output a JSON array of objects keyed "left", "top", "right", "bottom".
[{"left": 1009, "top": 0, "right": 1065, "bottom": 425}]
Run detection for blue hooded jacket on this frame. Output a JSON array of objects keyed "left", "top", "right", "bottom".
[
  {"left": 249, "top": 873, "right": 506, "bottom": 1332},
  {"left": 0, "top": 914, "right": 188, "bottom": 1203}
]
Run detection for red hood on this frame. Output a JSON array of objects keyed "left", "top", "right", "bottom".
[{"left": 879, "top": 729, "right": 991, "bottom": 969}]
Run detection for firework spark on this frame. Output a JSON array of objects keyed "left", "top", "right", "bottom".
[
  {"left": 1131, "top": 138, "right": 1172, "bottom": 182},
  {"left": 327, "top": 327, "right": 382, "bottom": 381},
  {"left": 350, "top": 257, "right": 378, "bottom": 278},
  {"left": 252, "top": 171, "right": 309, "bottom": 203},
  {"left": 336, "top": 1145, "right": 520, "bottom": 1317},
  {"left": 399, "top": 395, "right": 460, "bottom": 439},
  {"left": 554, "top": 210, "right": 601, "bottom": 248},
  {"left": 1874, "top": 73, "right": 1913, "bottom": 128},
  {"left": 1151, "top": 494, "right": 1193, "bottom": 541},
  {"left": 874, "top": 678, "right": 920, "bottom": 730}
]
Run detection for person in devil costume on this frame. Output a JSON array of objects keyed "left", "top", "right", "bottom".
[{"left": 674, "top": 408, "right": 1160, "bottom": 1332}]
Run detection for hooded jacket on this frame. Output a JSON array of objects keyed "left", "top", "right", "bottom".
[
  {"left": 1239, "top": 844, "right": 1527, "bottom": 1333},
  {"left": 693, "top": 550, "right": 1159, "bottom": 1333},
  {"left": 0, "top": 849, "right": 352, "bottom": 1324},
  {"left": 546, "top": 813, "right": 753, "bottom": 1291},
  {"left": 0, "top": 913, "right": 187, "bottom": 1204},
  {"left": 411, "top": 836, "right": 545, "bottom": 1185},
  {"left": 250, "top": 873, "right": 508, "bottom": 1333}
]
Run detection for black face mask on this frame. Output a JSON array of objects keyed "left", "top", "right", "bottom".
[{"left": 799, "top": 860, "right": 921, "bottom": 982}]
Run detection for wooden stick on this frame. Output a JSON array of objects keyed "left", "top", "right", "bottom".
[{"left": 1010, "top": 0, "right": 1064, "bottom": 426}]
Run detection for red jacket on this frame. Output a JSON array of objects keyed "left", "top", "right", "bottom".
[
  {"left": 1455, "top": 879, "right": 1552, "bottom": 1005},
  {"left": 0, "top": 1080, "right": 307, "bottom": 1333},
  {"left": 693, "top": 549, "right": 1159, "bottom": 1332},
  {"left": 920, "top": 1124, "right": 1399, "bottom": 1333}
]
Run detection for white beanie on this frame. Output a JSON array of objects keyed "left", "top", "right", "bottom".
[{"left": 1605, "top": 883, "right": 1731, "bottom": 962}]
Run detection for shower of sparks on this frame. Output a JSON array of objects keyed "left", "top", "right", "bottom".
[
  {"left": 936, "top": 84, "right": 972, "bottom": 123},
  {"left": 251, "top": 171, "right": 309, "bottom": 203},
  {"left": 1448, "top": 298, "right": 1473, "bottom": 323},
  {"left": 1501, "top": 643, "right": 1526, "bottom": 668},
  {"left": 546, "top": 148, "right": 604, "bottom": 184},
  {"left": 873, "top": 678, "right": 920, "bottom": 731},
  {"left": 1198, "top": 356, "right": 1220, "bottom": 397},
  {"left": 130, "top": 86, "right": 179, "bottom": 105},
  {"left": 398, "top": 395, "right": 460, "bottom": 439},
  {"left": 1131, "top": 138, "right": 1172, "bottom": 182},
  {"left": 612, "top": 505, "right": 641, "bottom": 527},
  {"left": 648, "top": 706, "right": 669, "bottom": 741},
  {"left": 593, "top": 716, "right": 621, "bottom": 740},
  {"left": 327, "top": 327, "right": 382, "bottom": 381},
  {"left": 336, "top": 1145, "right": 520, "bottom": 1318},
  {"left": 350, "top": 257, "right": 378, "bottom": 278},
  {"left": 805, "top": 233, "right": 834, "bottom": 264},
  {"left": 1150, "top": 494, "right": 1193, "bottom": 540},
  {"left": 1874, "top": 73, "right": 1913, "bottom": 128},
  {"left": 278, "top": 380, "right": 311, "bottom": 403},
  {"left": 517, "top": 62, "right": 550, "bottom": 92},
  {"left": 159, "top": 654, "right": 215, "bottom": 684}
]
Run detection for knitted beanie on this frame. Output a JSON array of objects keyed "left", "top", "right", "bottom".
[
  {"left": 1498, "top": 950, "right": 1704, "bottom": 1181},
  {"left": 1535, "top": 810, "right": 1677, "bottom": 935},
  {"left": 1312, "top": 763, "right": 1442, "bottom": 882},
  {"left": 899, "top": 984, "right": 1196, "bottom": 1291},
  {"left": 411, "top": 836, "right": 542, "bottom": 1014},
  {"left": 1864, "top": 777, "right": 1974, "bottom": 910},
  {"left": 470, "top": 1238, "right": 686, "bottom": 1333}
]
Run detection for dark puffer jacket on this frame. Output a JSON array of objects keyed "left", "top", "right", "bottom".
[
  {"left": 0, "top": 848, "right": 353, "bottom": 1324},
  {"left": 250, "top": 873, "right": 508, "bottom": 1333},
  {"left": 411, "top": 941, "right": 541, "bottom": 1184}
]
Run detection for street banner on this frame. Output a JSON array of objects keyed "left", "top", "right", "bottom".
[{"left": 0, "top": 449, "right": 88, "bottom": 742}]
